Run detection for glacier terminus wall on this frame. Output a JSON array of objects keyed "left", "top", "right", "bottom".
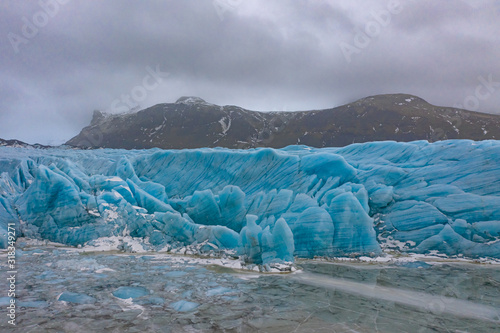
[{"left": 1, "top": 140, "right": 499, "bottom": 265}]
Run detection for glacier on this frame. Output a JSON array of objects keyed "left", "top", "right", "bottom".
[{"left": 1, "top": 139, "right": 500, "bottom": 265}]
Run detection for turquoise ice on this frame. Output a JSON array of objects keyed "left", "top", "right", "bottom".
[
  {"left": 0, "top": 140, "right": 499, "bottom": 262},
  {"left": 58, "top": 292, "right": 96, "bottom": 304},
  {"left": 112, "top": 286, "right": 149, "bottom": 299}
]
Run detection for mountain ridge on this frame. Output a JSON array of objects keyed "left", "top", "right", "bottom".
[
  {"left": 66, "top": 93, "right": 500, "bottom": 149},
  {"left": 0, "top": 138, "right": 51, "bottom": 149}
]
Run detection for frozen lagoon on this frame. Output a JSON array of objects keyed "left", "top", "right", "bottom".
[{"left": 0, "top": 241, "right": 499, "bottom": 332}]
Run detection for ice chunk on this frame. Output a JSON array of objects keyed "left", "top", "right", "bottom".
[
  {"left": 164, "top": 271, "right": 187, "bottom": 278},
  {"left": 292, "top": 207, "right": 333, "bottom": 257},
  {"left": 328, "top": 192, "right": 381, "bottom": 255},
  {"left": 217, "top": 185, "right": 246, "bottom": 231},
  {"left": 206, "top": 286, "right": 236, "bottom": 296},
  {"left": 240, "top": 215, "right": 263, "bottom": 264},
  {"left": 210, "top": 225, "right": 240, "bottom": 250},
  {"left": 17, "top": 301, "right": 49, "bottom": 308},
  {"left": 0, "top": 297, "right": 11, "bottom": 306},
  {"left": 136, "top": 297, "right": 165, "bottom": 305},
  {"left": 186, "top": 190, "right": 220, "bottom": 224},
  {"left": 272, "top": 217, "right": 294, "bottom": 262},
  {"left": 58, "top": 292, "right": 96, "bottom": 304},
  {"left": 170, "top": 300, "right": 200, "bottom": 312},
  {"left": 112, "top": 286, "right": 149, "bottom": 299}
]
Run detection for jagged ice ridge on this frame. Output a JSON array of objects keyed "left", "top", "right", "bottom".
[{"left": 1, "top": 140, "right": 499, "bottom": 265}]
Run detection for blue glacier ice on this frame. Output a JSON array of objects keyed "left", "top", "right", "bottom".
[
  {"left": 58, "top": 292, "right": 96, "bottom": 304},
  {"left": 206, "top": 286, "right": 236, "bottom": 297},
  {"left": 0, "top": 139, "right": 499, "bottom": 263},
  {"left": 170, "top": 300, "right": 200, "bottom": 312},
  {"left": 112, "top": 286, "right": 149, "bottom": 299}
]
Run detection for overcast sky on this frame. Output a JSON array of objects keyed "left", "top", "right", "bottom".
[{"left": 1, "top": 0, "right": 499, "bottom": 145}]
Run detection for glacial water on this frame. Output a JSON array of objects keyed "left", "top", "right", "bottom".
[{"left": 1, "top": 241, "right": 499, "bottom": 332}]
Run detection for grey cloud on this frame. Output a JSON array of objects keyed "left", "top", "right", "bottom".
[{"left": 0, "top": 0, "right": 499, "bottom": 144}]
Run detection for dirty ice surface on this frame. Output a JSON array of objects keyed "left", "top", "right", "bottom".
[{"left": 0, "top": 241, "right": 499, "bottom": 332}]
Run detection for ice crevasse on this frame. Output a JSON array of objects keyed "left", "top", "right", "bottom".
[{"left": 0, "top": 140, "right": 499, "bottom": 264}]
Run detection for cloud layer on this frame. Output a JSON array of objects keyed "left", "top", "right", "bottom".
[{"left": 1, "top": 0, "right": 499, "bottom": 144}]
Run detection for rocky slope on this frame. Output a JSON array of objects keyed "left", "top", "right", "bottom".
[
  {"left": 66, "top": 94, "right": 500, "bottom": 149},
  {"left": 0, "top": 138, "right": 50, "bottom": 149}
]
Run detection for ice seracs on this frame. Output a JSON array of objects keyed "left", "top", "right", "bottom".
[{"left": 0, "top": 140, "right": 499, "bottom": 265}]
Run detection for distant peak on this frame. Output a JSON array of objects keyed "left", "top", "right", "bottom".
[
  {"left": 175, "top": 96, "right": 208, "bottom": 104},
  {"left": 359, "top": 94, "right": 428, "bottom": 104},
  {"left": 91, "top": 110, "right": 106, "bottom": 126}
]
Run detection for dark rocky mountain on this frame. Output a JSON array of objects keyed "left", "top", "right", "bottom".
[
  {"left": 0, "top": 138, "right": 50, "bottom": 149},
  {"left": 66, "top": 94, "right": 500, "bottom": 149}
]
